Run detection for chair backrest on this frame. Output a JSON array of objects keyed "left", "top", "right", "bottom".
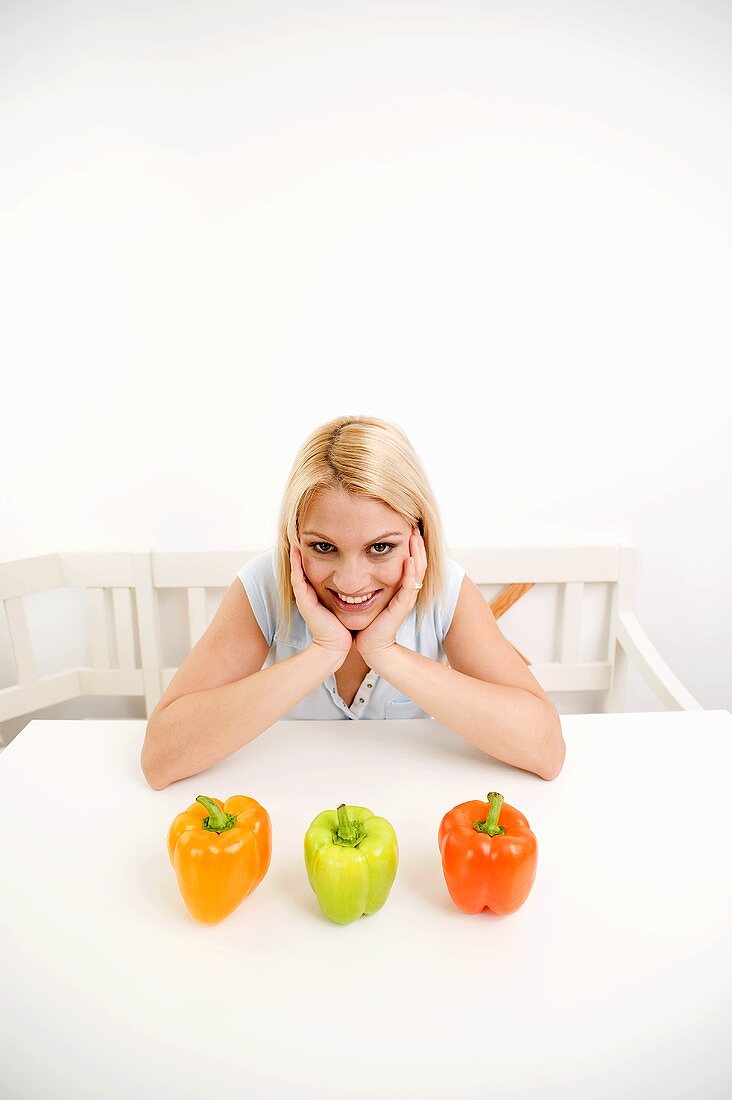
[
  {"left": 0, "top": 551, "right": 153, "bottom": 722},
  {"left": 0, "top": 540, "right": 688, "bottom": 725}
]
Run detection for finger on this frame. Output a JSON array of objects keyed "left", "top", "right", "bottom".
[
  {"left": 411, "top": 531, "right": 420, "bottom": 565},
  {"left": 401, "top": 550, "right": 415, "bottom": 593},
  {"left": 414, "top": 530, "right": 427, "bottom": 577},
  {"left": 407, "top": 542, "right": 423, "bottom": 594},
  {"left": 293, "top": 551, "right": 312, "bottom": 589},
  {"left": 290, "top": 548, "right": 304, "bottom": 583},
  {"left": 410, "top": 534, "right": 418, "bottom": 572}
]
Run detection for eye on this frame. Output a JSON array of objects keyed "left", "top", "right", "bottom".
[{"left": 307, "top": 542, "right": 395, "bottom": 556}]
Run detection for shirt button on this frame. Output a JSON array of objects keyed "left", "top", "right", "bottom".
[
  {"left": 366, "top": 683, "right": 372, "bottom": 688},
  {"left": 358, "top": 697, "right": 364, "bottom": 703}
]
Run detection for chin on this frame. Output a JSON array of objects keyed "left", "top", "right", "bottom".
[{"left": 335, "top": 606, "right": 379, "bottom": 621}]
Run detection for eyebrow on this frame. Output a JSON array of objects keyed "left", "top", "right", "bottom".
[{"left": 302, "top": 531, "right": 406, "bottom": 543}]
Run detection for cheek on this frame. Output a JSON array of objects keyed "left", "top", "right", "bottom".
[
  {"left": 304, "top": 557, "right": 344, "bottom": 590},
  {"left": 302, "top": 557, "right": 324, "bottom": 582},
  {"left": 388, "top": 558, "right": 407, "bottom": 582},
  {"left": 374, "top": 557, "right": 406, "bottom": 583},
  {"left": 373, "top": 560, "right": 405, "bottom": 593}
]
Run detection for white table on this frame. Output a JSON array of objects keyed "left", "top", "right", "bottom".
[{"left": 1, "top": 711, "right": 731, "bottom": 1099}]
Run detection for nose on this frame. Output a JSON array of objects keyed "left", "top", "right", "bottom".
[
  {"left": 332, "top": 568, "right": 376, "bottom": 593},
  {"left": 333, "top": 578, "right": 374, "bottom": 593}
]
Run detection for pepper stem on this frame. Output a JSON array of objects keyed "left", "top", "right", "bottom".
[
  {"left": 196, "top": 795, "right": 237, "bottom": 833},
  {"left": 473, "top": 791, "right": 506, "bottom": 837},
  {"left": 335, "top": 803, "right": 365, "bottom": 846}
]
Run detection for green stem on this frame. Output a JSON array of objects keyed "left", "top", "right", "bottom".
[
  {"left": 335, "top": 803, "right": 365, "bottom": 846},
  {"left": 473, "top": 791, "right": 506, "bottom": 837},
  {"left": 196, "top": 795, "right": 237, "bottom": 833}
]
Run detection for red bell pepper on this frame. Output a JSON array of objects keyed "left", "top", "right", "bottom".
[{"left": 438, "top": 791, "right": 538, "bottom": 914}]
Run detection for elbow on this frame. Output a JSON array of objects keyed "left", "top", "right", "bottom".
[
  {"left": 142, "top": 765, "right": 169, "bottom": 791},
  {"left": 140, "top": 751, "right": 170, "bottom": 790},
  {"left": 539, "top": 751, "right": 565, "bottom": 782},
  {"left": 141, "top": 719, "right": 172, "bottom": 790},
  {"left": 537, "top": 707, "right": 566, "bottom": 781}
]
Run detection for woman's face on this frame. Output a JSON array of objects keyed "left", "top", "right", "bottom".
[{"left": 298, "top": 489, "right": 415, "bottom": 626}]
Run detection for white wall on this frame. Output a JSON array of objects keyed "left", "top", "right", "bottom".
[{"left": 2, "top": 0, "right": 730, "bottom": 740}]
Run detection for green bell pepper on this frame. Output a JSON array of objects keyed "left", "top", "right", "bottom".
[{"left": 304, "top": 803, "right": 399, "bottom": 925}]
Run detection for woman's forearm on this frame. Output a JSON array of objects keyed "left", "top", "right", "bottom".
[
  {"left": 141, "top": 643, "right": 343, "bottom": 788},
  {"left": 365, "top": 643, "right": 565, "bottom": 780}
]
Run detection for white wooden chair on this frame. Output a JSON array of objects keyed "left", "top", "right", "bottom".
[{"left": 0, "top": 541, "right": 702, "bottom": 744}]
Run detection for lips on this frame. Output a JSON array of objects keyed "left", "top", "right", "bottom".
[
  {"left": 329, "top": 589, "right": 382, "bottom": 612},
  {"left": 330, "top": 589, "right": 378, "bottom": 599}
]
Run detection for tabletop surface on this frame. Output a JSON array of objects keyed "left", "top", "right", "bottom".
[{"left": 1, "top": 710, "right": 731, "bottom": 1100}]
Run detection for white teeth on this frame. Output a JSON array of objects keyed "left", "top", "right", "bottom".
[{"left": 336, "top": 591, "right": 376, "bottom": 604}]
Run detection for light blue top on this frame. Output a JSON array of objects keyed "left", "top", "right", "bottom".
[{"left": 236, "top": 547, "right": 466, "bottom": 720}]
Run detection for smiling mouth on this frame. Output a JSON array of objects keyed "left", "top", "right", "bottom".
[{"left": 329, "top": 589, "right": 382, "bottom": 611}]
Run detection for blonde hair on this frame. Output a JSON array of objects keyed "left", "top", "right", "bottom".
[{"left": 274, "top": 415, "right": 450, "bottom": 641}]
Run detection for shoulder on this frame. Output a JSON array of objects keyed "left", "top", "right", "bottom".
[
  {"left": 432, "top": 557, "right": 467, "bottom": 637},
  {"left": 236, "top": 547, "right": 279, "bottom": 647},
  {"left": 445, "top": 557, "right": 466, "bottom": 588},
  {"left": 443, "top": 571, "right": 484, "bottom": 640},
  {"left": 237, "top": 546, "right": 276, "bottom": 587}
]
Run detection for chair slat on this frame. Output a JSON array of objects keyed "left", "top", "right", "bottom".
[
  {"left": 112, "top": 588, "right": 136, "bottom": 669},
  {"left": 152, "top": 551, "right": 256, "bottom": 588},
  {"left": 132, "top": 553, "right": 163, "bottom": 718},
  {"left": 0, "top": 555, "right": 65, "bottom": 600},
  {"left": 453, "top": 546, "right": 620, "bottom": 584},
  {"left": 559, "top": 582, "right": 584, "bottom": 664},
  {"left": 0, "top": 670, "right": 80, "bottom": 721},
  {"left": 87, "top": 588, "right": 110, "bottom": 669},
  {"left": 187, "top": 588, "right": 208, "bottom": 648},
  {"left": 5, "top": 597, "right": 37, "bottom": 683},
  {"left": 60, "top": 553, "right": 137, "bottom": 587},
  {"left": 161, "top": 667, "right": 176, "bottom": 692},
  {"left": 603, "top": 544, "right": 636, "bottom": 712},
  {"left": 532, "top": 661, "right": 613, "bottom": 692},
  {"left": 76, "top": 668, "right": 145, "bottom": 695}
]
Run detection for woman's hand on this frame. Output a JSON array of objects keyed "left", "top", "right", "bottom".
[
  {"left": 354, "top": 527, "right": 427, "bottom": 661},
  {"left": 290, "top": 542, "right": 353, "bottom": 662}
]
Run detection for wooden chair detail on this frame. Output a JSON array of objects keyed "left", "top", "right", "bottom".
[{"left": 0, "top": 542, "right": 703, "bottom": 744}]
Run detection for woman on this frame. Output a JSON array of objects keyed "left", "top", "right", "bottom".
[{"left": 141, "top": 415, "right": 565, "bottom": 787}]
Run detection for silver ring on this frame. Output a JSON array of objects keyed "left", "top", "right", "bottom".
[{"left": 413, "top": 582, "right": 423, "bottom": 590}]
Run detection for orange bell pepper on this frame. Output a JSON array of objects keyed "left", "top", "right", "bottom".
[
  {"left": 167, "top": 794, "right": 272, "bottom": 924},
  {"left": 438, "top": 791, "right": 538, "bottom": 915}
]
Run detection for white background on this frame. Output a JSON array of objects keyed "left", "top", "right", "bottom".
[{"left": 2, "top": 0, "right": 731, "bottom": 737}]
